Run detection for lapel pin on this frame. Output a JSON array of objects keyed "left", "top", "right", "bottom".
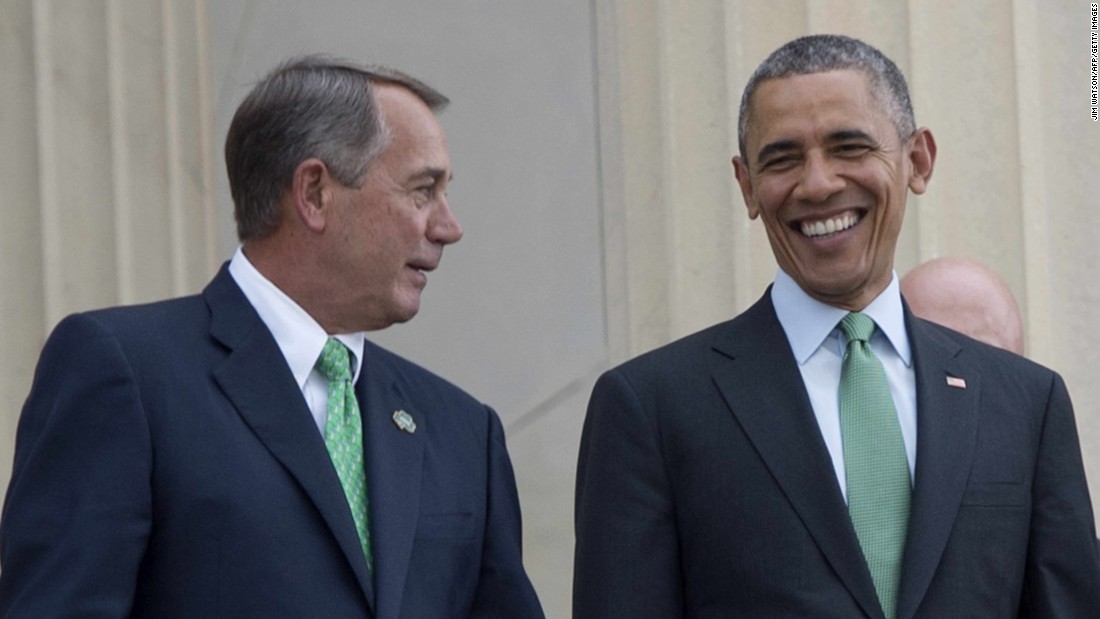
[
  {"left": 392, "top": 409, "right": 417, "bottom": 434},
  {"left": 946, "top": 376, "right": 967, "bottom": 389}
]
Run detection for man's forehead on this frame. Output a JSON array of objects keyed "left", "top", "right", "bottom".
[
  {"left": 373, "top": 83, "right": 448, "bottom": 150},
  {"left": 750, "top": 70, "right": 875, "bottom": 116},
  {"left": 743, "top": 70, "right": 886, "bottom": 146}
]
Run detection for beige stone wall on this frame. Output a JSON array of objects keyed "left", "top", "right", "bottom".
[
  {"left": 0, "top": 0, "right": 219, "bottom": 491},
  {"left": 1, "top": 1, "right": 1097, "bottom": 616}
]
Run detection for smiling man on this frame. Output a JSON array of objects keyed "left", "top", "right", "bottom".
[
  {"left": 0, "top": 56, "right": 544, "bottom": 618},
  {"left": 574, "top": 35, "right": 1098, "bottom": 618}
]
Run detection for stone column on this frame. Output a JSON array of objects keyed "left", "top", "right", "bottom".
[{"left": 0, "top": 0, "right": 218, "bottom": 490}]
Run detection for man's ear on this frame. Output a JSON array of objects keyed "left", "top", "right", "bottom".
[
  {"left": 291, "top": 158, "right": 331, "bottom": 233},
  {"left": 907, "top": 128, "right": 936, "bottom": 195},
  {"left": 732, "top": 155, "right": 761, "bottom": 220}
]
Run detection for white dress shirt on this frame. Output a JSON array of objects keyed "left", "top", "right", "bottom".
[
  {"left": 228, "top": 247, "right": 365, "bottom": 435},
  {"left": 770, "top": 269, "right": 917, "bottom": 502}
]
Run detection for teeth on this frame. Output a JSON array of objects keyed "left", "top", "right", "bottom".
[{"left": 801, "top": 212, "right": 860, "bottom": 238}]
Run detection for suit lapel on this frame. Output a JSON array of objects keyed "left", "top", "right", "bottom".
[
  {"left": 360, "top": 342, "right": 424, "bottom": 619},
  {"left": 710, "top": 293, "right": 884, "bottom": 619},
  {"left": 895, "top": 315, "right": 980, "bottom": 619},
  {"left": 203, "top": 268, "right": 377, "bottom": 611}
]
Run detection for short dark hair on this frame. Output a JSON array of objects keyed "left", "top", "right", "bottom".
[
  {"left": 737, "top": 34, "right": 915, "bottom": 162},
  {"left": 225, "top": 55, "right": 448, "bottom": 240}
]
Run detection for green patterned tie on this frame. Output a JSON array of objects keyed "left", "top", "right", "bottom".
[
  {"left": 838, "top": 313, "right": 910, "bottom": 619},
  {"left": 316, "top": 338, "right": 372, "bottom": 570}
]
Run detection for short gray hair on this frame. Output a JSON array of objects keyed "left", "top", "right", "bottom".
[
  {"left": 225, "top": 55, "right": 448, "bottom": 240},
  {"left": 737, "top": 34, "right": 915, "bottom": 162}
]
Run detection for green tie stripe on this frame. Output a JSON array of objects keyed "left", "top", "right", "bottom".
[
  {"left": 316, "top": 338, "right": 372, "bottom": 570},
  {"left": 838, "top": 312, "right": 910, "bottom": 619}
]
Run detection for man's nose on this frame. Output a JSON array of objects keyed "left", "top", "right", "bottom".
[
  {"left": 428, "top": 196, "right": 463, "bottom": 245},
  {"left": 792, "top": 152, "right": 845, "bottom": 203}
]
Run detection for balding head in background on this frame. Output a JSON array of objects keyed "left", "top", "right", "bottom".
[{"left": 900, "top": 256, "right": 1024, "bottom": 355}]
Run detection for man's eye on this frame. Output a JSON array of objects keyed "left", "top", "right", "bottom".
[
  {"left": 761, "top": 156, "right": 797, "bottom": 170},
  {"left": 835, "top": 144, "right": 871, "bottom": 156}
]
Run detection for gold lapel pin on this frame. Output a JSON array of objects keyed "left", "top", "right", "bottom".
[
  {"left": 392, "top": 409, "right": 417, "bottom": 434},
  {"left": 946, "top": 376, "right": 967, "bottom": 389}
]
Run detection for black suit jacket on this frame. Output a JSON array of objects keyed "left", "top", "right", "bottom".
[
  {"left": 574, "top": 290, "right": 1099, "bottom": 618},
  {"left": 0, "top": 266, "right": 544, "bottom": 618}
]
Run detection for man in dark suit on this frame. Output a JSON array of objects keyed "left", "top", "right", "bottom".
[
  {"left": 0, "top": 55, "right": 544, "bottom": 618},
  {"left": 573, "top": 34, "right": 1099, "bottom": 618}
]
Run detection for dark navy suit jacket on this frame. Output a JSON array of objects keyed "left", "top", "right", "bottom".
[
  {"left": 0, "top": 266, "right": 543, "bottom": 618},
  {"left": 574, "top": 290, "right": 1100, "bottom": 618}
]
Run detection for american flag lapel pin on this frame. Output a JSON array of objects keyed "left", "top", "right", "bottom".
[{"left": 946, "top": 376, "right": 967, "bottom": 389}]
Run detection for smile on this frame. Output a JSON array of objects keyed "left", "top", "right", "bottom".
[{"left": 799, "top": 211, "right": 862, "bottom": 239}]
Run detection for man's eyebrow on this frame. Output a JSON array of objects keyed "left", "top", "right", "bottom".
[
  {"left": 408, "top": 167, "right": 452, "bottom": 183},
  {"left": 825, "top": 129, "right": 876, "bottom": 143}
]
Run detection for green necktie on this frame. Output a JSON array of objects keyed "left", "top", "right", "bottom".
[
  {"left": 838, "top": 312, "right": 910, "bottom": 619},
  {"left": 316, "top": 338, "right": 372, "bottom": 570}
]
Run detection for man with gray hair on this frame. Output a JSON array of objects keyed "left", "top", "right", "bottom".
[
  {"left": 574, "top": 34, "right": 1098, "bottom": 618},
  {"left": 1, "top": 56, "right": 544, "bottom": 618}
]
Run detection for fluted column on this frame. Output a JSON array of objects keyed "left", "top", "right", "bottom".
[{"left": 0, "top": 0, "right": 218, "bottom": 490}]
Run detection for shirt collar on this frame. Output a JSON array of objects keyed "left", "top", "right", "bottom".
[
  {"left": 771, "top": 268, "right": 911, "bottom": 366},
  {"left": 228, "top": 247, "right": 365, "bottom": 387}
]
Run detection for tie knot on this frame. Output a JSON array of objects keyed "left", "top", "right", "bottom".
[
  {"left": 316, "top": 338, "right": 353, "bottom": 382},
  {"left": 839, "top": 312, "right": 876, "bottom": 344}
]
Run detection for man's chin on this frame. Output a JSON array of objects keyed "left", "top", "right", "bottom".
[
  {"left": 798, "top": 274, "right": 887, "bottom": 310},
  {"left": 390, "top": 297, "right": 422, "bottom": 325},
  {"left": 357, "top": 300, "right": 420, "bottom": 332}
]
